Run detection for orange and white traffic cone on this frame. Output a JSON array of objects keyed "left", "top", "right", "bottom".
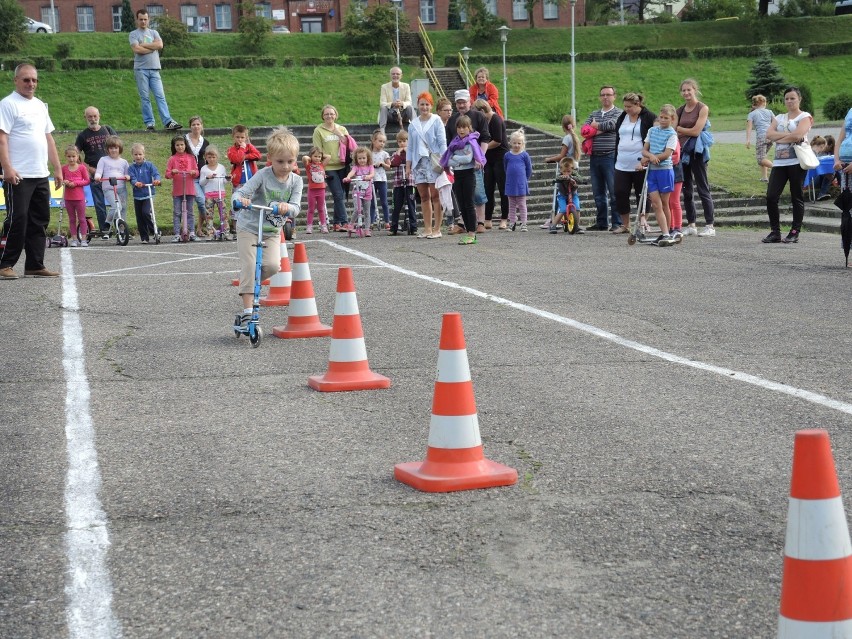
[
  {"left": 394, "top": 312, "right": 517, "bottom": 493},
  {"left": 308, "top": 267, "right": 390, "bottom": 392},
  {"left": 260, "top": 249, "right": 292, "bottom": 306},
  {"left": 272, "top": 242, "right": 332, "bottom": 339},
  {"left": 778, "top": 429, "right": 852, "bottom": 637}
]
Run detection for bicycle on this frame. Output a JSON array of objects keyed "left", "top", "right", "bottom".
[{"left": 100, "top": 176, "right": 130, "bottom": 246}]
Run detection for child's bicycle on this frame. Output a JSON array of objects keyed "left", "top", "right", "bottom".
[
  {"left": 141, "top": 183, "right": 162, "bottom": 245},
  {"left": 231, "top": 200, "right": 290, "bottom": 348},
  {"left": 100, "top": 176, "right": 130, "bottom": 246},
  {"left": 344, "top": 177, "right": 372, "bottom": 238},
  {"left": 552, "top": 178, "right": 582, "bottom": 235}
]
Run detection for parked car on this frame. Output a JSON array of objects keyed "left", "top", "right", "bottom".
[
  {"left": 26, "top": 17, "right": 53, "bottom": 33},
  {"left": 837, "top": 0, "right": 852, "bottom": 14},
  {"left": 271, "top": 25, "right": 290, "bottom": 34}
]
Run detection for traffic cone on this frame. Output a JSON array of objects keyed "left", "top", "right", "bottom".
[
  {"left": 778, "top": 429, "right": 852, "bottom": 638},
  {"left": 394, "top": 312, "right": 517, "bottom": 493},
  {"left": 272, "top": 242, "right": 331, "bottom": 339},
  {"left": 308, "top": 267, "right": 390, "bottom": 392},
  {"left": 260, "top": 249, "right": 292, "bottom": 306}
]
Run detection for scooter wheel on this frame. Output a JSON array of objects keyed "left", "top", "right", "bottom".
[
  {"left": 116, "top": 220, "right": 129, "bottom": 246},
  {"left": 60, "top": 236, "right": 69, "bottom": 247},
  {"left": 154, "top": 233, "right": 161, "bottom": 245},
  {"left": 627, "top": 235, "right": 637, "bottom": 246},
  {"left": 249, "top": 326, "right": 262, "bottom": 348},
  {"left": 283, "top": 219, "right": 294, "bottom": 241}
]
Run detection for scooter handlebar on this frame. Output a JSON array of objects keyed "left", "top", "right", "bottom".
[{"left": 233, "top": 200, "right": 280, "bottom": 214}]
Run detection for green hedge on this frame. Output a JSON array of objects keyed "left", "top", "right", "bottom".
[
  {"left": 809, "top": 41, "right": 852, "bottom": 56},
  {"left": 692, "top": 42, "right": 798, "bottom": 58},
  {"left": 59, "top": 56, "right": 277, "bottom": 70},
  {"left": 1, "top": 56, "right": 57, "bottom": 71},
  {"left": 299, "top": 53, "right": 395, "bottom": 67}
]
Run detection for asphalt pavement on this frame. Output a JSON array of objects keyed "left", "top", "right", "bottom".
[{"left": 2, "top": 226, "right": 851, "bottom": 638}]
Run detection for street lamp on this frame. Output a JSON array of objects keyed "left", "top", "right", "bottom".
[
  {"left": 570, "top": 0, "right": 576, "bottom": 119},
  {"left": 461, "top": 46, "right": 472, "bottom": 67},
  {"left": 392, "top": 0, "right": 402, "bottom": 67},
  {"left": 497, "top": 25, "right": 510, "bottom": 120}
]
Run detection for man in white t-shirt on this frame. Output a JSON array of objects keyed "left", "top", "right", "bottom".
[
  {"left": 0, "top": 64, "right": 63, "bottom": 279},
  {"left": 378, "top": 67, "right": 413, "bottom": 133}
]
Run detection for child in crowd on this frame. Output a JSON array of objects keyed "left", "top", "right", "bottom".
[
  {"left": 231, "top": 127, "right": 303, "bottom": 332},
  {"left": 227, "top": 124, "right": 261, "bottom": 234},
  {"left": 165, "top": 135, "right": 199, "bottom": 242},
  {"left": 389, "top": 130, "right": 417, "bottom": 236},
  {"left": 369, "top": 130, "right": 391, "bottom": 230},
  {"left": 441, "top": 115, "right": 486, "bottom": 245},
  {"left": 669, "top": 135, "right": 684, "bottom": 240},
  {"left": 94, "top": 135, "right": 130, "bottom": 239},
  {"left": 128, "top": 142, "right": 161, "bottom": 244},
  {"left": 642, "top": 105, "right": 677, "bottom": 246},
  {"left": 503, "top": 129, "right": 533, "bottom": 231},
  {"left": 543, "top": 115, "right": 582, "bottom": 229},
  {"left": 61, "top": 145, "right": 90, "bottom": 247},
  {"left": 302, "top": 146, "right": 329, "bottom": 234},
  {"left": 746, "top": 94, "right": 774, "bottom": 182},
  {"left": 198, "top": 146, "right": 231, "bottom": 239},
  {"left": 549, "top": 157, "right": 580, "bottom": 233},
  {"left": 817, "top": 135, "right": 840, "bottom": 200},
  {"left": 343, "top": 147, "right": 375, "bottom": 237}
]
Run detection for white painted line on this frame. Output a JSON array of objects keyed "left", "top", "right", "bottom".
[
  {"left": 77, "top": 253, "right": 237, "bottom": 278},
  {"left": 322, "top": 240, "right": 852, "bottom": 417},
  {"left": 60, "top": 250, "right": 122, "bottom": 638}
]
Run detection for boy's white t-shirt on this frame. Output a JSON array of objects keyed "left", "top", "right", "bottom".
[{"left": 199, "top": 163, "right": 228, "bottom": 198}]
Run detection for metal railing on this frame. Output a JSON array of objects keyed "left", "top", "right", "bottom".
[
  {"left": 458, "top": 53, "right": 474, "bottom": 88},
  {"left": 417, "top": 17, "right": 434, "bottom": 64}
]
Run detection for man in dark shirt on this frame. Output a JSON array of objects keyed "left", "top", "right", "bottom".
[
  {"left": 75, "top": 106, "right": 117, "bottom": 238},
  {"left": 583, "top": 85, "right": 623, "bottom": 231},
  {"left": 447, "top": 90, "right": 491, "bottom": 232}
]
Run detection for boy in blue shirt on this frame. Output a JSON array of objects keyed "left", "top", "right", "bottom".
[{"left": 642, "top": 105, "right": 678, "bottom": 247}]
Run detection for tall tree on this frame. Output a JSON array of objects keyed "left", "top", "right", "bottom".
[
  {"left": 744, "top": 47, "right": 787, "bottom": 104},
  {"left": 120, "top": 0, "right": 135, "bottom": 32}
]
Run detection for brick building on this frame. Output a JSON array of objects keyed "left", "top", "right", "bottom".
[{"left": 20, "top": 0, "right": 581, "bottom": 34}]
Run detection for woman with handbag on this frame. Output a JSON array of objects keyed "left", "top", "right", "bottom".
[
  {"left": 406, "top": 92, "right": 447, "bottom": 238},
  {"left": 312, "top": 104, "right": 352, "bottom": 232},
  {"left": 762, "top": 87, "right": 813, "bottom": 244}
]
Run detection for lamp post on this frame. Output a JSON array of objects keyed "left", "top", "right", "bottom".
[
  {"left": 461, "top": 46, "right": 472, "bottom": 68},
  {"left": 570, "top": 0, "right": 576, "bottom": 119},
  {"left": 392, "top": 0, "right": 402, "bottom": 67},
  {"left": 497, "top": 25, "right": 510, "bottom": 120}
]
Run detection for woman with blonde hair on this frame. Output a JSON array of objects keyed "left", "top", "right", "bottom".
[{"left": 469, "top": 67, "right": 503, "bottom": 118}]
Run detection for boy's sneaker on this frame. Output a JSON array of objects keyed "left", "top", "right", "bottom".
[
  {"left": 233, "top": 312, "right": 251, "bottom": 333},
  {"left": 140, "top": 239, "right": 149, "bottom": 244},
  {"left": 520, "top": 223, "right": 528, "bottom": 232},
  {"left": 652, "top": 233, "right": 674, "bottom": 247},
  {"left": 762, "top": 230, "right": 782, "bottom": 243},
  {"left": 540, "top": 222, "right": 550, "bottom": 230},
  {"left": 101, "top": 233, "right": 110, "bottom": 240},
  {"left": 69, "top": 239, "right": 79, "bottom": 247},
  {"left": 189, "top": 233, "right": 198, "bottom": 241},
  {"left": 146, "top": 125, "right": 155, "bottom": 132},
  {"left": 697, "top": 225, "right": 716, "bottom": 237},
  {"left": 171, "top": 236, "right": 180, "bottom": 243},
  {"left": 782, "top": 228, "right": 800, "bottom": 243},
  {"left": 671, "top": 230, "right": 683, "bottom": 243},
  {"left": 80, "top": 240, "right": 89, "bottom": 247},
  {"left": 549, "top": 224, "right": 559, "bottom": 235},
  {"left": 320, "top": 225, "right": 329, "bottom": 234},
  {"left": 305, "top": 225, "right": 313, "bottom": 234},
  {"left": 165, "top": 121, "right": 183, "bottom": 131},
  {"left": 682, "top": 225, "right": 698, "bottom": 236}
]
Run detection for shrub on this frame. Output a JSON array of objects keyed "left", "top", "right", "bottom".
[
  {"left": 809, "top": 41, "right": 852, "bottom": 57},
  {"left": 342, "top": 2, "right": 404, "bottom": 50},
  {"left": 796, "top": 82, "right": 814, "bottom": 116},
  {"left": 0, "top": 0, "right": 27, "bottom": 54},
  {"left": 823, "top": 94, "right": 852, "bottom": 121},
  {"left": 155, "top": 14, "right": 194, "bottom": 53},
  {"left": 237, "top": 1, "right": 271, "bottom": 53},
  {"left": 54, "top": 42, "right": 73, "bottom": 60}
]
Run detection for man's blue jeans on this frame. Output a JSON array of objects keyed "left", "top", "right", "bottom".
[
  {"left": 134, "top": 68, "right": 173, "bottom": 127},
  {"left": 589, "top": 155, "right": 620, "bottom": 228}
]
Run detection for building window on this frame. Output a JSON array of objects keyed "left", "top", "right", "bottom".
[
  {"left": 146, "top": 4, "right": 164, "bottom": 26},
  {"left": 543, "top": 0, "right": 558, "bottom": 19},
  {"left": 420, "top": 0, "right": 435, "bottom": 23},
  {"left": 254, "top": 2, "right": 271, "bottom": 18},
  {"left": 112, "top": 5, "right": 122, "bottom": 31},
  {"left": 214, "top": 4, "right": 232, "bottom": 29},
  {"left": 485, "top": 0, "right": 497, "bottom": 15},
  {"left": 512, "top": 0, "right": 528, "bottom": 20},
  {"left": 76, "top": 6, "right": 94, "bottom": 32},
  {"left": 180, "top": 4, "right": 198, "bottom": 24},
  {"left": 41, "top": 7, "right": 59, "bottom": 32},
  {"left": 664, "top": 3, "right": 672, "bottom": 11},
  {"left": 459, "top": 6, "right": 467, "bottom": 22}
]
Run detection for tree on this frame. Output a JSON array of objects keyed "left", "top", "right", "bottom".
[
  {"left": 342, "top": 3, "right": 408, "bottom": 50},
  {"left": 120, "top": 0, "right": 135, "bottom": 32},
  {"left": 682, "top": 0, "right": 756, "bottom": 21},
  {"left": 448, "top": 0, "right": 463, "bottom": 30},
  {"left": 744, "top": 47, "right": 787, "bottom": 104},
  {"left": 0, "top": 0, "right": 27, "bottom": 54},
  {"left": 521, "top": 0, "right": 567, "bottom": 28},
  {"left": 154, "top": 14, "right": 194, "bottom": 52},
  {"left": 461, "top": 0, "right": 506, "bottom": 41},
  {"left": 237, "top": 1, "right": 271, "bottom": 53}
]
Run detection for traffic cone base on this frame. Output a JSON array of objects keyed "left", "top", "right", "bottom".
[
  {"left": 308, "top": 268, "right": 390, "bottom": 391},
  {"left": 393, "top": 312, "right": 517, "bottom": 493},
  {"left": 778, "top": 429, "right": 852, "bottom": 635}
]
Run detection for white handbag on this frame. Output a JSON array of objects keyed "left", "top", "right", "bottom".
[{"left": 793, "top": 140, "right": 819, "bottom": 170}]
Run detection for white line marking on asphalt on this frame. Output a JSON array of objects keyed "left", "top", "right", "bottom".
[
  {"left": 60, "top": 250, "right": 123, "bottom": 638},
  {"left": 323, "top": 241, "right": 852, "bottom": 417},
  {"left": 77, "top": 253, "right": 237, "bottom": 277}
]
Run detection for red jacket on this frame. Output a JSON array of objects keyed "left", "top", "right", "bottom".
[
  {"left": 469, "top": 82, "right": 503, "bottom": 118},
  {"left": 165, "top": 153, "right": 197, "bottom": 196},
  {"left": 227, "top": 143, "right": 261, "bottom": 187}
]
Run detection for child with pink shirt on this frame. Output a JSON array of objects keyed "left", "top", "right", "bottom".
[
  {"left": 61, "top": 145, "right": 91, "bottom": 247},
  {"left": 165, "top": 136, "right": 199, "bottom": 241}
]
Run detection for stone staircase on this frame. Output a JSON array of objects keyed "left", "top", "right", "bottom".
[
  {"left": 225, "top": 124, "right": 842, "bottom": 234},
  {"left": 429, "top": 68, "right": 467, "bottom": 101},
  {"left": 397, "top": 31, "right": 430, "bottom": 64}
]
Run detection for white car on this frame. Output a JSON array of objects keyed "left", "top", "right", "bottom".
[
  {"left": 271, "top": 25, "right": 290, "bottom": 34},
  {"left": 27, "top": 18, "right": 54, "bottom": 33}
]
